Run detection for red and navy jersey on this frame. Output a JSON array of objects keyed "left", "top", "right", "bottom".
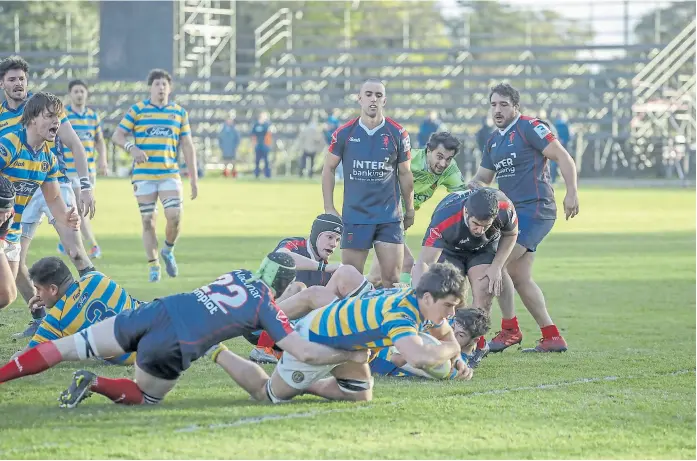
[
  {"left": 481, "top": 115, "right": 557, "bottom": 220},
  {"left": 162, "top": 269, "right": 293, "bottom": 361},
  {"left": 274, "top": 237, "right": 331, "bottom": 287},
  {"left": 423, "top": 190, "right": 518, "bottom": 253},
  {"left": 251, "top": 121, "right": 272, "bottom": 148},
  {"left": 329, "top": 117, "right": 411, "bottom": 224}
]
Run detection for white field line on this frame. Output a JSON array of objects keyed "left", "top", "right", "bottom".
[{"left": 174, "top": 368, "right": 695, "bottom": 433}]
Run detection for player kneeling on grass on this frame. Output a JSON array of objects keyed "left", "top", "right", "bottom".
[
  {"left": 212, "top": 262, "right": 470, "bottom": 403},
  {"left": 249, "top": 213, "right": 374, "bottom": 363},
  {"left": 413, "top": 187, "right": 518, "bottom": 369},
  {"left": 0, "top": 252, "right": 365, "bottom": 408},
  {"left": 369, "top": 307, "right": 490, "bottom": 379},
  {"left": 10, "top": 256, "right": 141, "bottom": 365}
]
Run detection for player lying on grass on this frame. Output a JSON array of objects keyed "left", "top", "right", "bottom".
[
  {"left": 366, "top": 131, "right": 466, "bottom": 287},
  {"left": 368, "top": 307, "right": 490, "bottom": 378},
  {"left": 0, "top": 175, "right": 17, "bottom": 308},
  {"left": 249, "top": 213, "right": 373, "bottom": 363},
  {"left": 413, "top": 187, "right": 518, "bottom": 368},
  {"left": 10, "top": 256, "right": 141, "bottom": 365},
  {"left": 0, "top": 252, "right": 366, "bottom": 409},
  {"left": 211, "top": 262, "right": 473, "bottom": 404}
]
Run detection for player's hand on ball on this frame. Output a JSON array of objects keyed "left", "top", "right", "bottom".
[
  {"left": 452, "top": 358, "right": 473, "bottom": 381},
  {"left": 563, "top": 192, "right": 579, "bottom": 220},
  {"left": 131, "top": 147, "right": 148, "bottom": 164}
]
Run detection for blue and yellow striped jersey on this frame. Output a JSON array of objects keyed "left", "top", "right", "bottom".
[
  {"left": 64, "top": 105, "right": 102, "bottom": 176},
  {"left": 29, "top": 271, "right": 141, "bottom": 365},
  {"left": 0, "top": 129, "right": 63, "bottom": 243},
  {"left": 0, "top": 93, "right": 69, "bottom": 138},
  {"left": 117, "top": 99, "right": 191, "bottom": 182},
  {"left": 308, "top": 287, "right": 426, "bottom": 350}
]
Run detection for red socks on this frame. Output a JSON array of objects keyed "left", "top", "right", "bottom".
[
  {"left": 90, "top": 377, "right": 144, "bottom": 405},
  {"left": 541, "top": 324, "right": 561, "bottom": 339},
  {"left": 501, "top": 316, "right": 519, "bottom": 330},
  {"left": 0, "top": 342, "right": 63, "bottom": 383},
  {"left": 476, "top": 336, "right": 487, "bottom": 349},
  {"left": 257, "top": 331, "right": 276, "bottom": 349}
]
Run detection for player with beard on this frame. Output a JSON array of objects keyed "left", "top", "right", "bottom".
[
  {"left": 469, "top": 83, "right": 579, "bottom": 353},
  {"left": 249, "top": 214, "right": 374, "bottom": 363},
  {"left": 412, "top": 187, "right": 519, "bottom": 367},
  {"left": 322, "top": 78, "right": 415, "bottom": 289},
  {"left": 366, "top": 131, "right": 465, "bottom": 287}
]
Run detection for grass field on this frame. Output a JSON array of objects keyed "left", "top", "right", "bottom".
[{"left": 0, "top": 178, "right": 694, "bottom": 459}]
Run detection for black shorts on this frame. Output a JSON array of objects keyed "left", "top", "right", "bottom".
[
  {"left": 113, "top": 300, "right": 185, "bottom": 381},
  {"left": 439, "top": 245, "right": 496, "bottom": 276}
]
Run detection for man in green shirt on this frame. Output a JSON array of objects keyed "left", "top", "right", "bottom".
[{"left": 367, "top": 132, "right": 465, "bottom": 286}]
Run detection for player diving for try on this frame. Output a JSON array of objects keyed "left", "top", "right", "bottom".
[
  {"left": 213, "top": 262, "right": 473, "bottom": 404},
  {"left": 248, "top": 213, "right": 375, "bottom": 364},
  {"left": 0, "top": 252, "right": 366, "bottom": 409},
  {"left": 413, "top": 187, "right": 519, "bottom": 368},
  {"left": 366, "top": 131, "right": 466, "bottom": 287}
]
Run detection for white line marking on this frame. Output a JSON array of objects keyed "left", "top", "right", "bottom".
[{"left": 175, "top": 369, "right": 695, "bottom": 433}]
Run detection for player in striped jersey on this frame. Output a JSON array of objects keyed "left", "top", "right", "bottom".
[
  {"left": 366, "top": 131, "right": 465, "bottom": 287},
  {"left": 10, "top": 257, "right": 140, "bottom": 365},
  {"left": 0, "top": 175, "right": 17, "bottom": 309},
  {"left": 215, "top": 262, "right": 470, "bottom": 403},
  {"left": 112, "top": 69, "right": 199, "bottom": 283},
  {"left": 0, "top": 56, "right": 96, "bottom": 217},
  {"left": 61, "top": 79, "right": 108, "bottom": 259},
  {"left": 369, "top": 307, "right": 489, "bottom": 379}
]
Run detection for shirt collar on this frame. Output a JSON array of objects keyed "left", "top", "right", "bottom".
[{"left": 498, "top": 114, "right": 521, "bottom": 136}]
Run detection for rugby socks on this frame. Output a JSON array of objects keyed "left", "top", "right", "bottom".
[
  {"left": 163, "top": 241, "right": 175, "bottom": 254},
  {"left": 148, "top": 259, "right": 159, "bottom": 267},
  {"left": 541, "top": 324, "right": 561, "bottom": 339},
  {"left": 89, "top": 376, "right": 146, "bottom": 405},
  {"left": 31, "top": 307, "right": 46, "bottom": 320},
  {"left": 501, "top": 316, "right": 519, "bottom": 331},
  {"left": 257, "top": 331, "right": 276, "bottom": 349},
  {"left": 0, "top": 342, "right": 63, "bottom": 383},
  {"left": 476, "top": 336, "right": 487, "bottom": 350},
  {"left": 78, "top": 266, "right": 96, "bottom": 277}
]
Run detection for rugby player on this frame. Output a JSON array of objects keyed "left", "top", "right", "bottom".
[
  {"left": 321, "top": 78, "right": 415, "bottom": 288},
  {"left": 0, "top": 56, "right": 96, "bottom": 218},
  {"left": 369, "top": 307, "right": 490, "bottom": 379},
  {"left": 469, "top": 83, "right": 579, "bottom": 352},
  {"left": 0, "top": 175, "right": 17, "bottom": 309},
  {"left": 0, "top": 253, "right": 365, "bottom": 409},
  {"left": 12, "top": 257, "right": 140, "bottom": 365},
  {"left": 215, "top": 262, "right": 471, "bottom": 403},
  {"left": 251, "top": 111, "right": 274, "bottom": 178},
  {"left": 366, "top": 131, "right": 465, "bottom": 287},
  {"left": 412, "top": 188, "right": 519, "bottom": 367},
  {"left": 60, "top": 79, "right": 108, "bottom": 259},
  {"left": 112, "top": 69, "right": 199, "bottom": 282},
  {"left": 249, "top": 213, "right": 374, "bottom": 363}
]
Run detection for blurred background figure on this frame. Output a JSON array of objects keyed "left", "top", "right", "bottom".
[
  {"left": 418, "top": 111, "right": 441, "bottom": 148},
  {"left": 553, "top": 112, "right": 572, "bottom": 184},
  {"left": 219, "top": 115, "right": 240, "bottom": 178},
  {"left": 251, "top": 111, "right": 273, "bottom": 179},
  {"left": 294, "top": 115, "right": 327, "bottom": 179}
]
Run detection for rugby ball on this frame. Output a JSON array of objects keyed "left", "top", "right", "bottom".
[{"left": 417, "top": 332, "right": 452, "bottom": 379}]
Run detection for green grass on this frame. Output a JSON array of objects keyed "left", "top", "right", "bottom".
[{"left": 0, "top": 178, "right": 695, "bottom": 459}]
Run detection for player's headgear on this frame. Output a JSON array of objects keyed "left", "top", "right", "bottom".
[
  {"left": 0, "top": 175, "right": 16, "bottom": 239},
  {"left": 310, "top": 214, "right": 343, "bottom": 258},
  {"left": 256, "top": 252, "right": 297, "bottom": 297},
  {"left": 465, "top": 188, "right": 498, "bottom": 221}
]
